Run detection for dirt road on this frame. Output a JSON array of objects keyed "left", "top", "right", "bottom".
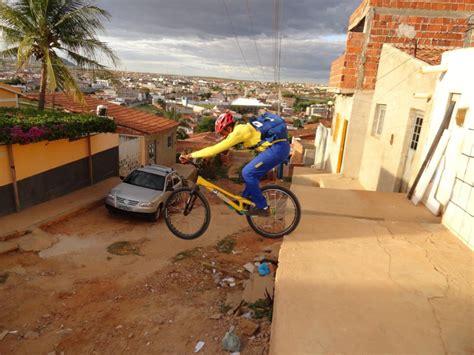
[{"left": 0, "top": 185, "right": 280, "bottom": 354}]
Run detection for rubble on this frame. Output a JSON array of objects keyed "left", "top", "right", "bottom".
[
  {"left": 242, "top": 273, "right": 275, "bottom": 303},
  {"left": 238, "top": 318, "right": 260, "bottom": 337},
  {"left": 24, "top": 331, "right": 39, "bottom": 339}
]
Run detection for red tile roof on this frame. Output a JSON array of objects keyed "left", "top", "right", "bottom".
[
  {"left": 393, "top": 45, "right": 451, "bottom": 66},
  {"left": 25, "top": 93, "right": 178, "bottom": 135},
  {"left": 176, "top": 131, "right": 221, "bottom": 151}
]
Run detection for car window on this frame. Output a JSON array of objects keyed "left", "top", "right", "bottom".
[{"left": 123, "top": 170, "right": 165, "bottom": 191}]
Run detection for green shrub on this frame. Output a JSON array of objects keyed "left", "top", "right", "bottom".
[{"left": 0, "top": 107, "right": 116, "bottom": 144}]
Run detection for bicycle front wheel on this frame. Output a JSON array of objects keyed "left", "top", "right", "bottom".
[
  {"left": 164, "top": 187, "right": 211, "bottom": 240},
  {"left": 246, "top": 184, "right": 301, "bottom": 239}
]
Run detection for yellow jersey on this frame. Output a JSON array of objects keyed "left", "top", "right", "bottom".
[{"left": 190, "top": 123, "right": 271, "bottom": 159}]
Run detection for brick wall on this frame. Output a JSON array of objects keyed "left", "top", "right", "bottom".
[
  {"left": 362, "top": 14, "right": 469, "bottom": 89},
  {"left": 329, "top": 0, "right": 473, "bottom": 90},
  {"left": 329, "top": 33, "right": 364, "bottom": 89}
]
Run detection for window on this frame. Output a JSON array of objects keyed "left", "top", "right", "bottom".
[
  {"left": 409, "top": 114, "right": 423, "bottom": 151},
  {"left": 372, "top": 104, "right": 386, "bottom": 137},
  {"left": 167, "top": 134, "right": 173, "bottom": 148}
]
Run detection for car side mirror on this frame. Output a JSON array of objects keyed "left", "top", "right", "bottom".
[{"left": 119, "top": 176, "right": 124, "bottom": 180}]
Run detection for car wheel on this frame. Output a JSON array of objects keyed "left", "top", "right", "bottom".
[{"left": 149, "top": 204, "right": 162, "bottom": 222}]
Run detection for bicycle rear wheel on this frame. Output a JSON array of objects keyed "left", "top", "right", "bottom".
[
  {"left": 164, "top": 187, "right": 211, "bottom": 240},
  {"left": 246, "top": 184, "right": 301, "bottom": 239}
]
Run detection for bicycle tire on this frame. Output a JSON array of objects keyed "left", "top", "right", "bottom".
[
  {"left": 246, "top": 184, "right": 301, "bottom": 239},
  {"left": 164, "top": 187, "right": 211, "bottom": 240}
]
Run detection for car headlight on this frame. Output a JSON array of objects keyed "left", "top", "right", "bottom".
[
  {"left": 139, "top": 201, "right": 153, "bottom": 207},
  {"left": 107, "top": 193, "right": 115, "bottom": 199}
]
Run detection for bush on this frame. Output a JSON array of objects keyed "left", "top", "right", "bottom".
[
  {"left": 0, "top": 107, "right": 116, "bottom": 144},
  {"left": 195, "top": 116, "right": 216, "bottom": 133}
]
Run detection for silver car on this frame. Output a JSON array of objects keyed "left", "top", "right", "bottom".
[{"left": 105, "top": 165, "right": 183, "bottom": 221}]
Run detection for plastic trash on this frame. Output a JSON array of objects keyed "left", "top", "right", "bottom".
[
  {"left": 194, "top": 340, "right": 205, "bottom": 353},
  {"left": 258, "top": 262, "right": 270, "bottom": 276},
  {"left": 222, "top": 326, "right": 241, "bottom": 352}
]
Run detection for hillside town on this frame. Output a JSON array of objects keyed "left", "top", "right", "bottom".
[{"left": 0, "top": 0, "right": 473, "bottom": 354}]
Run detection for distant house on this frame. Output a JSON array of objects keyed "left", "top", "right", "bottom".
[
  {"left": 0, "top": 83, "right": 21, "bottom": 107},
  {"left": 25, "top": 93, "right": 179, "bottom": 177},
  {"left": 230, "top": 97, "right": 271, "bottom": 115}
]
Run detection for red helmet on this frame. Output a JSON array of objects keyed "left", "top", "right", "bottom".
[{"left": 215, "top": 112, "right": 234, "bottom": 134}]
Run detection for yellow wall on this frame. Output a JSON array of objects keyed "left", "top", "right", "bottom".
[
  {"left": 0, "top": 133, "right": 119, "bottom": 187},
  {"left": 0, "top": 145, "right": 9, "bottom": 186}
]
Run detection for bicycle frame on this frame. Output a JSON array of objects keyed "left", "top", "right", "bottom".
[{"left": 195, "top": 176, "right": 255, "bottom": 213}]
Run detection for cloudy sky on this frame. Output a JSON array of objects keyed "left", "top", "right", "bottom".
[{"left": 95, "top": 0, "right": 360, "bottom": 83}]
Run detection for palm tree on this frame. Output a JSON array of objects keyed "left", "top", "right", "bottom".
[{"left": 0, "top": 0, "right": 118, "bottom": 110}]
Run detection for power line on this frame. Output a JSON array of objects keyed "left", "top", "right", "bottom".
[
  {"left": 245, "top": 0, "right": 268, "bottom": 81},
  {"left": 220, "top": 0, "right": 258, "bottom": 82}
]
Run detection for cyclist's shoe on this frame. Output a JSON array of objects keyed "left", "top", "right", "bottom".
[{"left": 247, "top": 206, "right": 270, "bottom": 217}]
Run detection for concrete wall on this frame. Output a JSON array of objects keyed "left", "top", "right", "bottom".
[
  {"left": 423, "top": 48, "right": 474, "bottom": 249},
  {"left": 144, "top": 127, "right": 177, "bottom": 167},
  {"left": 358, "top": 44, "right": 438, "bottom": 192},
  {"left": 327, "top": 94, "right": 354, "bottom": 173},
  {"left": 342, "top": 90, "right": 374, "bottom": 178}
]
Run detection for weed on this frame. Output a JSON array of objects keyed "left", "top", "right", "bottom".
[
  {"left": 174, "top": 248, "right": 200, "bottom": 262},
  {"left": 248, "top": 295, "right": 273, "bottom": 320},
  {"left": 107, "top": 241, "right": 141, "bottom": 256},
  {"left": 216, "top": 236, "right": 236, "bottom": 254}
]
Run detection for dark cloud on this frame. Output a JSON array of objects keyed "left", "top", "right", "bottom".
[{"left": 94, "top": 0, "right": 360, "bottom": 82}]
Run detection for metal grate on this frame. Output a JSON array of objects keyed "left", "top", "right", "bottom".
[
  {"left": 410, "top": 115, "right": 423, "bottom": 150},
  {"left": 116, "top": 196, "right": 139, "bottom": 206}
]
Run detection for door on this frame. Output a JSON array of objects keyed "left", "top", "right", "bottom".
[{"left": 400, "top": 111, "right": 424, "bottom": 193}]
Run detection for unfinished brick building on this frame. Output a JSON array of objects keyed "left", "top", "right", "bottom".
[
  {"left": 326, "top": 0, "right": 474, "bottom": 177},
  {"left": 330, "top": 0, "right": 474, "bottom": 90}
]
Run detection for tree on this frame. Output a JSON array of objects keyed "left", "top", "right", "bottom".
[
  {"left": 164, "top": 108, "right": 192, "bottom": 140},
  {"left": 293, "top": 118, "right": 304, "bottom": 129},
  {"left": 0, "top": 0, "right": 118, "bottom": 110},
  {"left": 195, "top": 116, "right": 216, "bottom": 133}
]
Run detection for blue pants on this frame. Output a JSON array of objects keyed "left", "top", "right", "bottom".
[{"left": 242, "top": 142, "right": 290, "bottom": 209}]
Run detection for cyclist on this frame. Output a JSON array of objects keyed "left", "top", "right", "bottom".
[{"left": 180, "top": 111, "right": 290, "bottom": 216}]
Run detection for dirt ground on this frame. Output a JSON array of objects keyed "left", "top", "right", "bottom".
[{"left": 0, "top": 180, "right": 282, "bottom": 354}]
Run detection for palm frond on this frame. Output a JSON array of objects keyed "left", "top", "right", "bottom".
[{"left": 0, "top": 47, "right": 19, "bottom": 59}]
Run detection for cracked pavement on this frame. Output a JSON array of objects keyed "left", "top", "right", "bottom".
[{"left": 270, "top": 172, "right": 473, "bottom": 354}]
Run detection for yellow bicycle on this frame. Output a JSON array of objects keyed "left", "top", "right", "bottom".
[{"left": 163, "top": 160, "right": 301, "bottom": 240}]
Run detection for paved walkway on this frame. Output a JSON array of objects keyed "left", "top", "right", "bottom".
[
  {"left": 270, "top": 168, "right": 472, "bottom": 354},
  {"left": 0, "top": 178, "right": 120, "bottom": 240}
]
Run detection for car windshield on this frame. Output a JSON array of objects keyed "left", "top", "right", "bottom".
[{"left": 123, "top": 170, "right": 165, "bottom": 191}]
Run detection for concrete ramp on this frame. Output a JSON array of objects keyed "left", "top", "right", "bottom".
[{"left": 270, "top": 176, "right": 472, "bottom": 354}]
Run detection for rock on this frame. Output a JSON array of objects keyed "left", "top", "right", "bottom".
[
  {"left": 115, "top": 325, "right": 123, "bottom": 330},
  {"left": 0, "top": 241, "right": 18, "bottom": 255},
  {"left": 254, "top": 255, "right": 265, "bottom": 262},
  {"left": 24, "top": 331, "right": 39, "bottom": 339},
  {"left": 209, "top": 313, "right": 222, "bottom": 320},
  {"left": 242, "top": 274, "right": 274, "bottom": 303},
  {"left": 222, "top": 327, "right": 240, "bottom": 352},
  {"left": 0, "top": 330, "right": 9, "bottom": 340},
  {"left": 7, "top": 266, "right": 26, "bottom": 275},
  {"left": 243, "top": 263, "right": 255, "bottom": 273},
  {"left": 238, "top": 318, "right": 260, "bottom": 337},
  {"left": 128, "top": 332, "right": 134, "bottom": 339}
]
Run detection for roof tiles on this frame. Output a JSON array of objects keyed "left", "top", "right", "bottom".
[{"left": 25, "top": 93, "right": 178, "bottom": 135}]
